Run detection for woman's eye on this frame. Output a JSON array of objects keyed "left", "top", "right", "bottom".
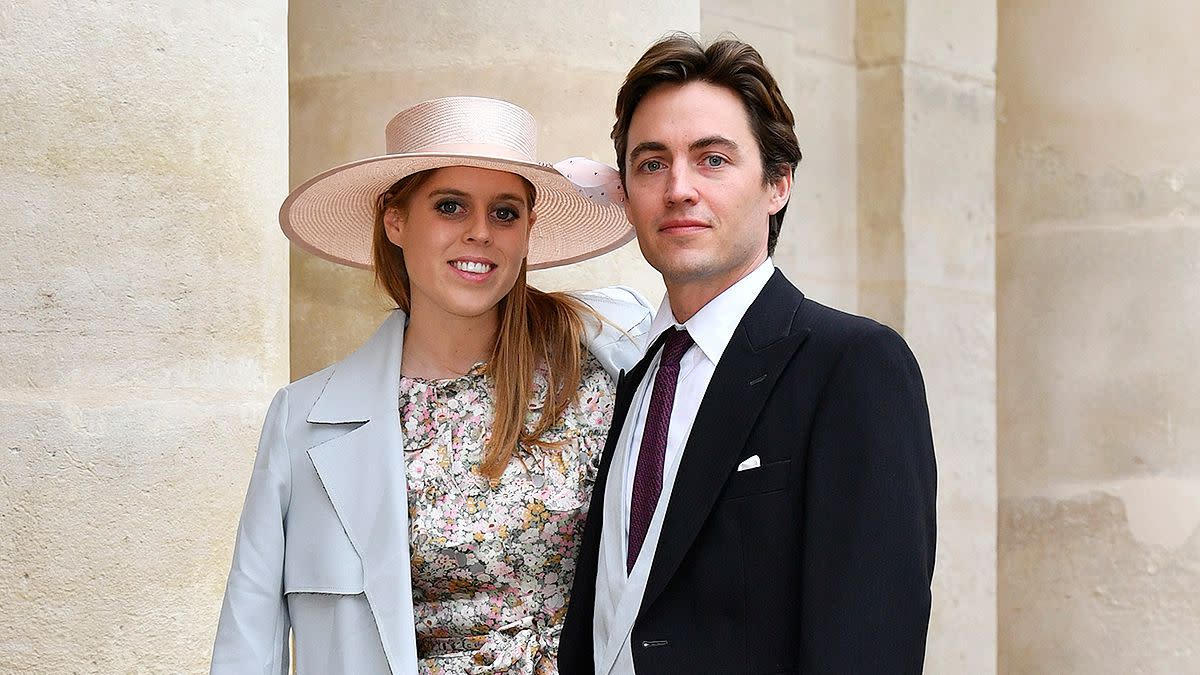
[
  {"left": 704, "top": 155, "right": 726, "bottom": 168},
  {"left": 435, "top": 200, "right": 462, "bottom": 215},
  {"left": 493, "top": 206, "right": 519, "bottom": 222}
]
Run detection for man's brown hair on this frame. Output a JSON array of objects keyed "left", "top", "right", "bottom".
[{"left": 613, "top": 33, "right": 802, "bottom": 255}]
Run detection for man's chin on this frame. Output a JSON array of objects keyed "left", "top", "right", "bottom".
[{"left": 650, "top": 256, "right": 718, "bottom": 286}]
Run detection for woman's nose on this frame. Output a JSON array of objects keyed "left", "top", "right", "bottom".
[{"left": 464, "top": 214, "right": 492, "bottom": 244}]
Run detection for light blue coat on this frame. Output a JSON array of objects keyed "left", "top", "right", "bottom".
[{"left": 211, "top": 287, "right": 652, "bottom": 674}]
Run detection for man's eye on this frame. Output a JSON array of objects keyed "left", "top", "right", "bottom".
[
  {"left": 436, "top": 200, "right": 462, "bottom": 215},
  {"left": 642, "top": 160, "right": 663, "bottom": 172},
  {"left": 704, "top": 155, "right": 726, "bottom": 167}
]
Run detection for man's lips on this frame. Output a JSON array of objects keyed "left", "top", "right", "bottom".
[{"left": 658, "top": 219, "right": 711, "bottom": 234}]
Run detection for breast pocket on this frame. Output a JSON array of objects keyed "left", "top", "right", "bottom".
[{"left": 719, "top": 458, "right": 791, "bottom": 501}]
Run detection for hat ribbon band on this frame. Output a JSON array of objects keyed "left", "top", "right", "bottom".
[{"left": 384, "top": 142, "right": 537, "bottom": 164}]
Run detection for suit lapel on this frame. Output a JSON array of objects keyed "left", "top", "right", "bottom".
[
  {"left": 589, "top": 336, "right": 664, "bottom": 529},
  {"left": 640, "top": 272, "right": 810, "bottom": 611},
  {"left": 577, "top": 338, "right": 663, "bottom": 672},
  {"left": 303, "top": 312, "right": 420, "bottom": 673}
]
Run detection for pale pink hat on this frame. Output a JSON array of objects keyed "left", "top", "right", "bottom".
[{"left": 279, "top": 96, "right": 633, "bottom": 270}]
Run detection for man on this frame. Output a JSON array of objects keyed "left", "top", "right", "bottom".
[{"left": 559, "top": 34, "right": 936, "bottom": 674}]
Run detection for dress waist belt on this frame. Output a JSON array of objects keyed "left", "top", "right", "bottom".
[{"left": 417, "top": 616, "right": 562, "bottom": 674}]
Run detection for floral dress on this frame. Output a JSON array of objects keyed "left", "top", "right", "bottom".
[{"left": 400, "top": 354, "right": 614, "bottom": 674}]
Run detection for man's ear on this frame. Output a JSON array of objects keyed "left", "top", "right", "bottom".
[
  {"left": 383, "top": 207, "right": 405, "bottom": 247},
  {"left": 767, "top": 169, "right": 793, "bottom": 216}
]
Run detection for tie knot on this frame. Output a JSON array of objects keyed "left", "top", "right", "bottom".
[{"left": 660, "top": 328, "right": 693, "bottom": 367}]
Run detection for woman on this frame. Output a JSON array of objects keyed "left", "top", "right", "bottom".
[{"left": 211, "top": 97, "right": 650, "bottom": 674}]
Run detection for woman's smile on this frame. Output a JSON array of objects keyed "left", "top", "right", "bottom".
[{"left": 449, "top": 256, "right": 498, "bottom": 281}]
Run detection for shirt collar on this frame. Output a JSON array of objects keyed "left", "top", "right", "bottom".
[{"left": 646, "top": 258, "right": 775, "bottom": 366}]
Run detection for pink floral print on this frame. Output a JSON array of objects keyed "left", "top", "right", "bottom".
[{"left": 401, "top": 355, "right": 614, "bottom": 674}]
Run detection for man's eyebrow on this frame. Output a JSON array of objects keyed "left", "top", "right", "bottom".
[
  {"left": 628, "top": 137, "right": 739, "bottom": 160},
  {"left": 628, "top": 141, "right": 668, "bottom": 160},
  {"left": 690, "top": 136, "right": 738, "bottom": 152}
]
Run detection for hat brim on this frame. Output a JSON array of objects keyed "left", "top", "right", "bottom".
[{"left": 279, "top": 153, "right": 634, "bottom": 271}]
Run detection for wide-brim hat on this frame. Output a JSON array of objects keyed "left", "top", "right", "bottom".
[{"left": 279, "top": 96, "right": 633, "bottom": 271}]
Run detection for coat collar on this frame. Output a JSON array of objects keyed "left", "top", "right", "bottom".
[{"left": 307, "top": 311, "right": 406, "bottom": 424}]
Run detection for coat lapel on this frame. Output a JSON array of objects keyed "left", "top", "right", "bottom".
[
  {"left": 590, "top": 338, "right": 662, "bottom": 529},
  {"left": 640, "top": 272, "right": 810, "bottom": 611},
  {"left": 304, "top": 312, "right": 420, "bottom": 674},
  {"left": 572, "top": 326, "right": 662, "bottom": 601},
  {"left": 580, "top": 338, "right": 663, "bottom": 672}
]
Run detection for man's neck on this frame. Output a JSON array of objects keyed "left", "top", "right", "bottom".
[{"left": 664, "top": 257, "right": 767, "bottom": 323}]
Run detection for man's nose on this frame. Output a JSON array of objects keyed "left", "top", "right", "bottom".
[{"left": 664, "top": 165, "right": 699, "bottom": 206}]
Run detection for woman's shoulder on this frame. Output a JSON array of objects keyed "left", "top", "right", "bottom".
[
  {"left": 571, "top": 285, "right": 653, "bottom": 333},
  {"left": 278, "top": 363, "right": 337, "bottom": 411},
  {"left": 571, "top": 286, "right": 654, "bottom": 377},
  {"left": 274, "top": 311, "right": 406, "bottom": 421}
]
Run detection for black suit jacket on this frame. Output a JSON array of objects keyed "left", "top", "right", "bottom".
[{"left": 559, "top": 270, "right": 936, "bottom": 674}]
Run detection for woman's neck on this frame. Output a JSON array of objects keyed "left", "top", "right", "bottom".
[{"left": 400, "top": 305, "right": 500, "bottom": 379}]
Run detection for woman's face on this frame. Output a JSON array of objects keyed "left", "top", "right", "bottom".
[{"left": 383, "top": 166, "right": 534, "bottom": 324}]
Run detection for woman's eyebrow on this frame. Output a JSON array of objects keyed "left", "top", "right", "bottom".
[
  {"left": 426, "top": 188, "right": 526, "bottom": 206},
  {"left": 427, "top": 187, "right": 470, "bottom": 199},
  {"left": 492, "top": 192, "right": 528, "bottom": 206}
]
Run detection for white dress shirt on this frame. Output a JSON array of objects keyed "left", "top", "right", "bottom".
[{"left": 620, "top": 258, "right": 776, "bottom": 543}]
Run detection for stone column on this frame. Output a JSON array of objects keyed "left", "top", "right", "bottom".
[
  {"left": 289, "top": 1, "right": 699, "bottom": 378},
  {"left": 0, "top": 1, "right": 289, "bottom": 672},
  {"left": 857, "top": 2, "right": 998, "bottom": 672},
  {"left": 998, "top": 0, "right": 1200, "bottom": 671}
]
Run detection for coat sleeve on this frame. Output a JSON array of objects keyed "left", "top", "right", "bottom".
[
  {"left": 211, "top": 388, "right": 293, "bottom": 675},
  {"left": 799, "top": 324, "right": 937, "bottom": 673}
]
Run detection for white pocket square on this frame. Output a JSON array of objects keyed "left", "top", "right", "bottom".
[{"left": 736, "top": 455, "right": 761, "bottom": 472}]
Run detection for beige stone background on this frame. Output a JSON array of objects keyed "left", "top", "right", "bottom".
[{"left": 0, "top": 0, "right": 1194, "bottom": 673}]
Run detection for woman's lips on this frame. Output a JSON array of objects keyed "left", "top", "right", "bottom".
[{"left": 448, "top": 258, "right": 496, "bottom": 281}]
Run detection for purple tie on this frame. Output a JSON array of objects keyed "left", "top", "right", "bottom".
[{"left": 628, "top": 328, "right": 694, "bottom": 572}]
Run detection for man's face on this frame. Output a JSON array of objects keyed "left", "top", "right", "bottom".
[{"left": 623, "top": 81, "right": 790, "bottom": 299}]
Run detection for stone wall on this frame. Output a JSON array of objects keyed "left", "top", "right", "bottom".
[
  {"left": 0, "top": 1, "right": 289, "bottom": 672},
  {"left": 998, "top": 0, "right": 1200, "bottom": 671}
]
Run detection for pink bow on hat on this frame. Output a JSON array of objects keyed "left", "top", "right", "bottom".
[{"left": 553, "top": 157, "right": 626, "bottom": 207}]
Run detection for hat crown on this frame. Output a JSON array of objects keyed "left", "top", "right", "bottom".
[{"left": 384, "top": 96, "right": 538, "bottom": 162}]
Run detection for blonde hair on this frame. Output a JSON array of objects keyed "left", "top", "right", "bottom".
[{"left": 373, "top": 169, "right": 593, "bottom": 480}]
